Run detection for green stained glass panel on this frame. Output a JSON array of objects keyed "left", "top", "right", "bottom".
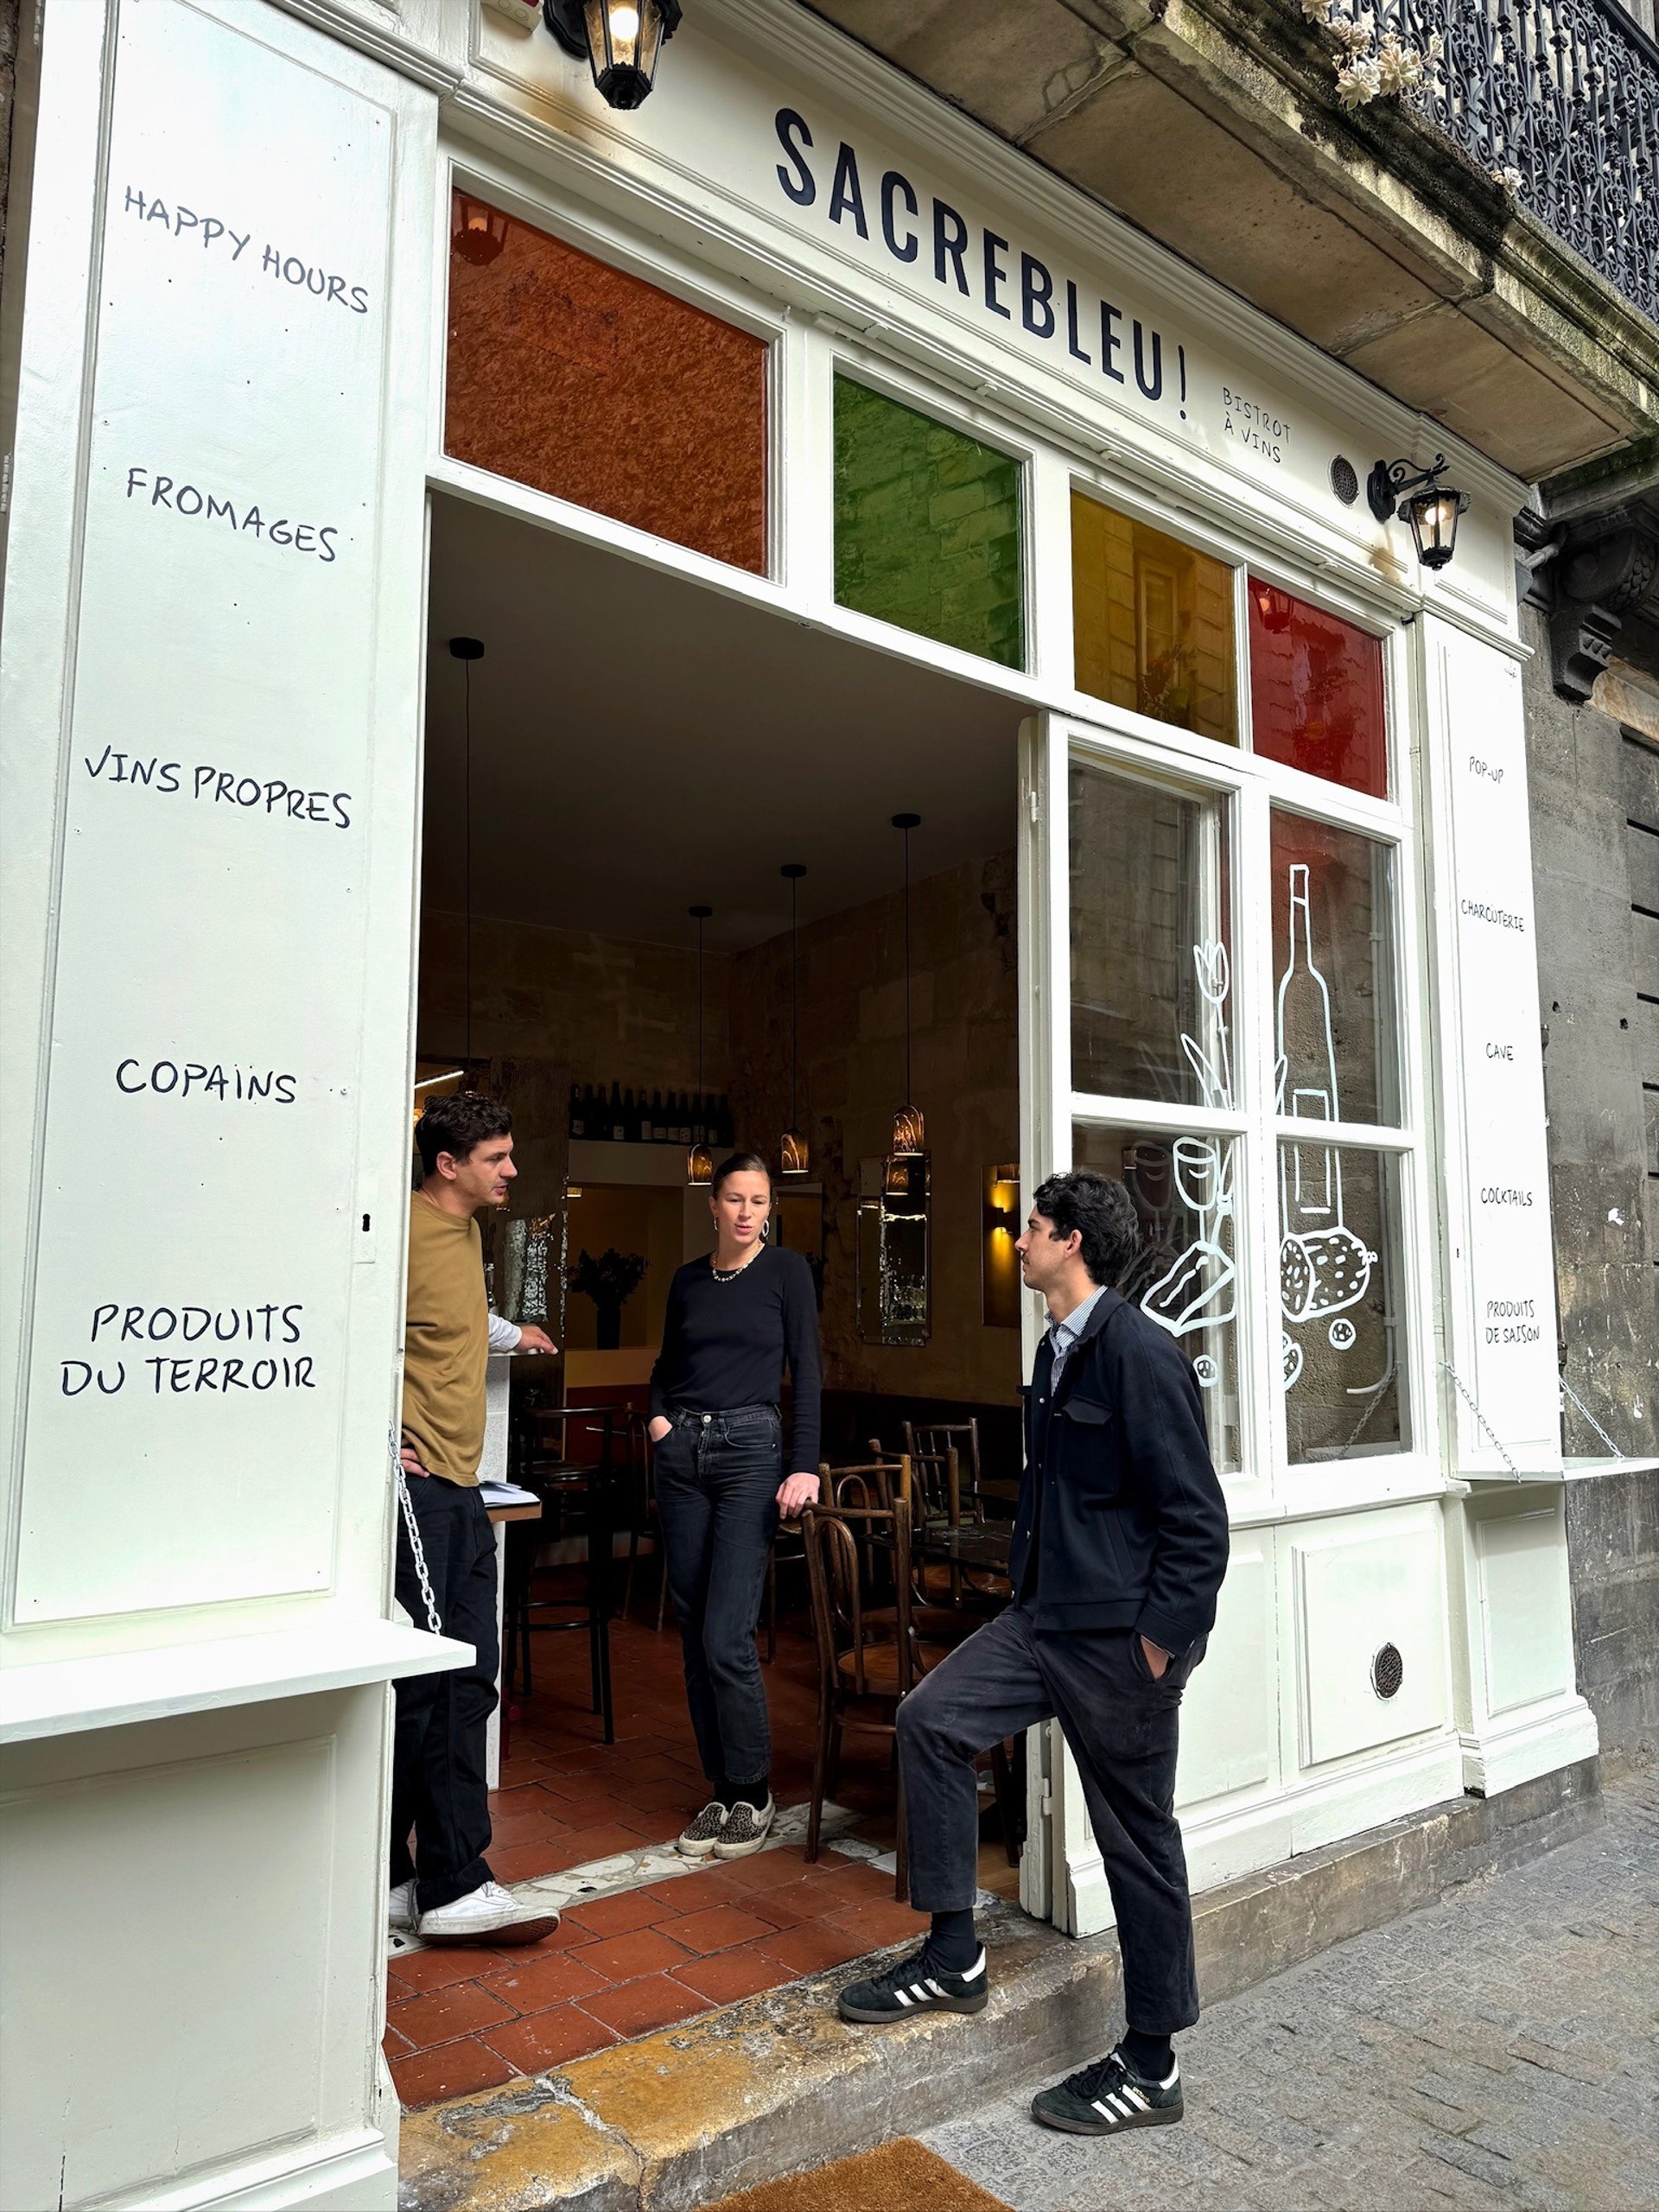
[{"left": 833, "top": 378, "right": 1025, "bottom": 670}]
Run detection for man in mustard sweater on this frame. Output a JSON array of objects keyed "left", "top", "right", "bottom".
[{"left": 391, "top": 1091, "right": 559, "bottom": 1946}]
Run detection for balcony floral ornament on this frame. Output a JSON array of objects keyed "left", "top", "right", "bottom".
[{"left": 1299, "top": 0, "right": 1444, "bottom": 111}]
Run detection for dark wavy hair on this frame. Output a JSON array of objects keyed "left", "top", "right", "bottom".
[
  {"left": 1030, "top": 1168, "right": 1141, "bottom": 1288},
  {"left": 415, "top": 1091, "right": 512, "bottom": 1177}
]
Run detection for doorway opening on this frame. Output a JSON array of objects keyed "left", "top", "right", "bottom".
[{"left": 391, "top": 488, "right": 1029, "bottom": 2101}]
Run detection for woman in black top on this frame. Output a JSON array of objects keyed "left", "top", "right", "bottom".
[{"left": 648, "top": 1152, "right": 822, "bottom": 1859}]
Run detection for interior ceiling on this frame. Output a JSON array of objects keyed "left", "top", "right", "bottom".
[{"left": 423, "top": 493, "right": 1022, "bottom": 953}]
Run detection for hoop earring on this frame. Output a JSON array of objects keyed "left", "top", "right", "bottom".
[{"left": 760, "top": 1217, "right": 772, "bottom": 1243}]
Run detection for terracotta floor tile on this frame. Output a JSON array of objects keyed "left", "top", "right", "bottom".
[
  {"left": 480, "top": 2003, "right": 620, "bottom": 2075},
  {"left": 641, "top": 1867, "right": 754, "bottom": 1913},
  {"left": 575, "top": 1928, "right": 695, "bottom": 1982},
  {"left": 818, "top": 1897, "right": 927, "bottom": 1949},
  {"left": 382, "top": 2024, "right": 415, "bottom": 2058},
  {"left": 580, "top": 1974, "right": 710, "bottom": 2038},
  {"left": 532, "top": 1821, "right": 654, "bottom": 1873},
  {"left": 723, "top": 1847, "right": 818, "bottom": 1891},
  {"left": 671, "top": 1948, "right": 796, "bottom": 2005},
  {"left": 391, "top": 1944, "right": 512, "bottom": 1993},
  {"left": 391, "top": 2036, "right": 517, "bottom": 2109},
  {"left": 753, "top": 1920, "right": 872, "bottom": 1976},
  {"left": 477, "top": 1950, "right": 612, "bottom": 2012},
  {"left": 386, "top": 1981, "right": 518, "bottom": 2051},
  {"left": 384, "top": 1968, "right": 417, "bottom": 2002},
  {"left": 668, "top": 1904, "right": 778, "bottom": 1955},
  {"left": 563, "top": 1889, "right": 670, "bottom": 1940},
  {"left": 487, "top": 1808, "right": 576, "bottom": 1848}
]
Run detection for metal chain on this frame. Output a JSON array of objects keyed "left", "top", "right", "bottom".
[
  {"left": 1441, "top": 1360, "right": 1520, "bottom": 1478},
  {"left": 390, "top": 1427, "right": 444, "bottom": 1636},
  {"left": 1560, "top": 1375, "right": 1622, "bottom": 1460}
]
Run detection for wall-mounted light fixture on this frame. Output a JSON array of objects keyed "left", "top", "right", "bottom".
[
  {"left": 1367, "top": 453, "right": 1469, "bottom": 571},
  {"left": 1251, "top": 579, "right": 1295, "bottom": 634},
  {"left": 452, "top": 196, "right": 511, "bottom": 267},
  {"left": 984, "top": 1166, "right": 1021, "bottom": 1237},
  {"left": 543, "top": 0, "right": 681, "bottom": 110},
  {"left": 982, "top": 1164, "right": 1022, "bottom": 1330}
]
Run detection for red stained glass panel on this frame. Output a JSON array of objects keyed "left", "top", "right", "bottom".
[
  {"left": 445, "top": 192, "right": 767, "bottom": 575},
  {"left": 1248, "top": 581, "right": 1387, "bottom": 799}
]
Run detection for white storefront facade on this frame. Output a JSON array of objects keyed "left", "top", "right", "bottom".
[{"left": 0, "top": 1, "right": 1594, "bottom": 2204}]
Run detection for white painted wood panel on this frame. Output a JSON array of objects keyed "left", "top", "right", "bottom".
[{"left": 1293, "top": 1510, "right": 1447, "bottom": 1767}]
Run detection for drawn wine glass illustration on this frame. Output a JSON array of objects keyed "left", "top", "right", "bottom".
[
  {"left": 1274, "top": 862, "right": 1376, "bottom": 1385},
  {"left": 1141, "top": 939, "right": 1236, "bottom": 1383}
]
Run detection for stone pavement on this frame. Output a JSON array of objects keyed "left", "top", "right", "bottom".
[{"left": 921, "top": 1764, "right": 1658, "bottom": 2212}]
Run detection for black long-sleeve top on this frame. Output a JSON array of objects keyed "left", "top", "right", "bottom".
[{"left": 648, "top": 1247, "right": 823, "bottom": 1474}]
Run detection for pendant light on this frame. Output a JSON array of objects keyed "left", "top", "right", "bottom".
[
  {"left": 449, "top": 637, "right": 485, "bottom": 1086},
  {"left": 779, "top": 863, "right": 809, "bottom": 1177},
  {"left": 887, "top": 812, "right": 925, "bottom": 1179},
  {"left": 687, "top": 904, "right": 715, "bottom": 1186}
]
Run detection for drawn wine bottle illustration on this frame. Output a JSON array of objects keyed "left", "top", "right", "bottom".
[
  {"left": 1275, "top": 863, "right": 1375, "bottom": 1382},
  {"left": 1141, "top": 939, "right": 1236, "bottom": 1386}
]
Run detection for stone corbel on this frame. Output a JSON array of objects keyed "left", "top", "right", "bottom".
[{"left": 1516, "top": 511, "right": 1659, "bottom": 703}]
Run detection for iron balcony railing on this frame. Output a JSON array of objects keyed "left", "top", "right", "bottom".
[{"left": 1324, "top": 0, "right": 1658, "bottom": 322}]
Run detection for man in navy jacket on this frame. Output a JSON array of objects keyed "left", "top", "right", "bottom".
[{"left": 837, "top": 1169, "right": 1230, "bottom": 2142}]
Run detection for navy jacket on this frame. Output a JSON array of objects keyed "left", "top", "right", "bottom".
[{"left": 1007, "top": 1287, "right": 1230, "bottom": 1656}]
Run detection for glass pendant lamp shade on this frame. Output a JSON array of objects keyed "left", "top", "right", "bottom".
[
  {"left": 687, "top": 903, "right": 714, "bottom": 1187},
  {"left": 890, "top": 1104, "right": 925, "bottom": 1157},
  {"left": 543, "top": 0, "right": 681, "bottom": 110},
  {"left": 779, "top": 863, "right": 809, "bottom": 1177},
  {"left": 1402, "top": 481, "right": 1468, "bottom": 571}
]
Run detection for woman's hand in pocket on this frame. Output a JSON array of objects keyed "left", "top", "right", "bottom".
[
  {"left": 776, "top": 1471, "right": 820, "bottom": 1520},
  {"left": 648, "top": 1416, "right": 673, "bottom": 1446}
]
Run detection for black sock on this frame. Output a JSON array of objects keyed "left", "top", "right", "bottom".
[
  {"left": 927, "top": 1907, "right": 979, "bottom": 1974},
  {"left": 1122, "top": 2027, "right": 1173, "bottom": 2081},
  {"left": 728, "top": 1777, "right": 770, "bottom": 1810}
]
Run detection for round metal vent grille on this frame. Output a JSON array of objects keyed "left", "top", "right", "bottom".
[
  {"left": 1331, "top": 455, "right": 1360, "bottom": 505},
  {"left": 1371, "top": 1643, "right": 1404, "bottom": 1700}
]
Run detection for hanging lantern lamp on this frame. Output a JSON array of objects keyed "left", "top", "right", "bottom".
[
  {"left": 687, "top": 905, "right": 715, "bottom": 1186},
  {"left": 1366, "top": 452, "right": 1469, "bottom": 572},
  {"left": 543, "top": 0, "right": 681, "bottom": 110},
  {"left": 779, "top": 864, "right": 809, "bottom": 1177},
  {"left": 887, "top": 813, "right": 925, "bottom": 1173},
  {"left": 452, "top": 195, "right": 511, "bottom": 266}
]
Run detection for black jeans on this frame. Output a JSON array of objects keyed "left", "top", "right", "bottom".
[
  {"left": 654, "top": 1405, "right": 781, "bottom": 1789},
  {"left": 897, "top": 1603, "right": 1206, "bottom": 2035},
  {"left": 391, "top": 1472, "right": 499, "bottom": 1913}
]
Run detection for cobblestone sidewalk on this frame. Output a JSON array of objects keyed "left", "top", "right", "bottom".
[{"left": 922, "top": 1765, "right": 1658, "bottom": 2212}]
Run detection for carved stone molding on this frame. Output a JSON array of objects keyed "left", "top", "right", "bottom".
[{"left": 1516, "top": 501, "right": 1659, "bottom": 702}]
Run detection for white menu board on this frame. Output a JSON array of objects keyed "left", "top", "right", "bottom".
[
  {"left": 13, "top": 0, "right": 400, "bottom": 1621},
  {"left": 1433, "top": 624, "right": 1561, "bottom": 1473}
]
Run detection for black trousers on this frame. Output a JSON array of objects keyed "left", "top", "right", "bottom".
[
  {"left": 653, "top": 1405, "right": 781, "bottom": 1789},
  {"left": 897, "top": 1603, "right": 1205, "bottom": 2035},
  {"left": 391, "top": 1472, "right": 499, "bottom": 1913}
]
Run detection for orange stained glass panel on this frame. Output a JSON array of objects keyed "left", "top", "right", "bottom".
[
  {"left": 445, "top": 193, "right": 768, "bottom": 575},
  {"left": 1071, "top": 493, "right": 1237, "bottom": 746}
]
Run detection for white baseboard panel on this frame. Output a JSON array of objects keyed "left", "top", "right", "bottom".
[
  {"left": 120, "top": 2129, "right": 396, "bottom": 2212},
  {"left": 1064, "top": 1733, "right": 1465, "bottom": 1936},
  {"left": 1460, "top": 1694, "right": 1599, "bottom": 1797}
]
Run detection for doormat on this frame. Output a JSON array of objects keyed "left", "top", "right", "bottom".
[{"left": 702, "top": 2138, "right": 1011, "bottom": 2212}]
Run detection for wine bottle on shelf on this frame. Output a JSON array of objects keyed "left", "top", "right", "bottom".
[
  {"left": 677, "top": 1092, "right": 692, "bottom": 1145},
  {"left": 569, "top": 1082, "right": 584, "bottom": 1140},
  {"left": 651, "top": 1090, "right": 666, "bottom": 1142},
  {"left": 624, "top": 1086, "right": 639, "bottom": 1141},
  {"left": 607, "top": 1081, "right": 624, "bottom": 1141}
]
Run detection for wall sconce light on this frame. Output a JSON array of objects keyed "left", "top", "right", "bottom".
[
  {"left": 543, "top": 0, "right": 681, "bottom": 110},
  {"left": 452, "top": 195, "right": 511, "bottom": 266},
  {"left": 984, "top": 1166, "right": 1021, "bottom": 1236},
  {"left": 1367, "top": 453, "right": 1469, "bottom": 571}
]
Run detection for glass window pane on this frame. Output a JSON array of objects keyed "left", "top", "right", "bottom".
[
  {"left": 1071, "top": 494, "right": 1237, "bottom": 745},
  {"left": 1279, "top": 1144, "right": 1408, "bottom": 1461},
  {"left": 1249, "top": 580, "right": 1387, "bottom": 798},
  {"left": 1073, "top": 1125, "right": 1242, "bottom": 1474},
  {"left": 446, "top": 192, "right": 768, "bottom": 573},
  {"left": 833, "top": 378, "right": 1024, "bottom": 669},
  {"left": 1270, "top": 813, "right": 1400, "bottom": 1128},
  {"left": 1071, "top": 762, "right": 1232, "bottom": 1107}
]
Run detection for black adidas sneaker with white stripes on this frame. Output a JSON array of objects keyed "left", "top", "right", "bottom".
[
  {"left": 1031, "top": 2047, "right": 1183, "bottom": 2135},
  {"left": 836, "top": 1943, "right": 989, "bottom": 2023}
]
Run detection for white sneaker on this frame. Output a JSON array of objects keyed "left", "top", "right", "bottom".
[
  {"left": 677, "top": 1799, "right": 732, "bottom": 1858},
  {"left": 388, "top": 1879, "right": 418, "bottom": 1933},
  {"left": 713, "top": 1796, "right": 776, "bottom": 1859},
  {"left": 416, "top": 1879, "right": 561, "bottom": 1947}
]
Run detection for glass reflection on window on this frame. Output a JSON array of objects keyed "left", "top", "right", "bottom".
[
  {"left": 1073, "top": 495, "right": 1237, "bottom": 745},
  {"left": 1270, "top": 813, "right": 1401, "bottom": 1129},
  {"left": 1278, "top": 1144, "right": 1408, "bottom": 1461},
  {"left": 1074, "top": 1125, "right": 1242, "bottom": 1474},
  {"left": 1071, "top": 763, "right": 1231, "bottom": 1107},
  {"left": 1249, "top": 580, "right": 1387, "bottom": 798}
]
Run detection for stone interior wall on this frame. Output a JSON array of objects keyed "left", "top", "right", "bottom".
[
  {"left": 417, "top": 907, "right": 730, "bottom": 1101},
  {"left": 1521, "top": 607, "right": 1659, "bottom": 1758},
  {"left": 729, "top": 851, "right": 1023, "bottom": 1411}
]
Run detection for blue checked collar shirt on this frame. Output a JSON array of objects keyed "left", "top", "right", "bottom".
[{"left": 1045, "top": 1284, "right": 1109, "bottom": 1391}]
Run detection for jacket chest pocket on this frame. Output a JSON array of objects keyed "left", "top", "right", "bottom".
[{"left": 1057, "top": 1394, "right": 1121, "bottom": 1500}]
